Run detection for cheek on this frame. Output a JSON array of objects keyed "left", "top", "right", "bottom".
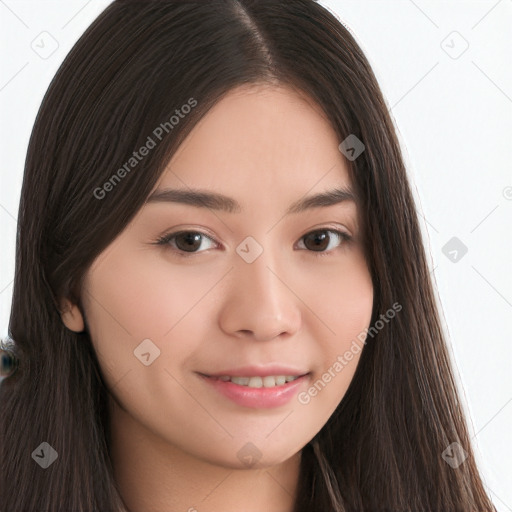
[
  {"left": 83, "top": 248, "right": 218, "bottom": 339},
  {"left": 302, "top": 249, "right": 374, "bottom": 341},
  {"left": 300, "top": 255, "right": 373, "bottom": 406},
  {"left": 80, "top": 249, "right": 224, "bottom": 387}
]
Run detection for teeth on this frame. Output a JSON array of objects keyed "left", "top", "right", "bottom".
[
  {"left": 218, "top": 375, "right": 301, "bottom": 388},
  {"left": 231, "top": 377, "right": 250, "bottom": 386},
  {"left": 262, "top": 376, "right": 276, "bottom": 387},
  {"left": 248, "top": 376, "right": 263, "bottom": 388}
]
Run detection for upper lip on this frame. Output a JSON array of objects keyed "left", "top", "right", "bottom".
[{"left": 202, "top": 364, "right": 310, "bottom": 378}]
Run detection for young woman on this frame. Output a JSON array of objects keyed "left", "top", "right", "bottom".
[{"left": 0, "top": 1, "right": 496, "bottom": 510}]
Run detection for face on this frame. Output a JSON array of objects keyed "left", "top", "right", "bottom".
[{"left": 62, "top": 84, "right": 374, "bottom": 469}]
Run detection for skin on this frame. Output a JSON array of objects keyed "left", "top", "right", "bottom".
[{"left": 60, "top": 84, "right": 374, "bottom": 512}]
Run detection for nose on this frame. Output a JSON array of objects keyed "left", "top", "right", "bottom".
[{"left": 217, "top": 252, "right": 302, "bottom": 341}]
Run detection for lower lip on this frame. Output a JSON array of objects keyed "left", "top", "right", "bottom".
[{"left": 199, "top": 373, "right": 310, "bottom": 409}]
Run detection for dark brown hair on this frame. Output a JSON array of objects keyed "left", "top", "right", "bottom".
[{"left": 0, "top": 1, "right": 495, "bottom": 510}]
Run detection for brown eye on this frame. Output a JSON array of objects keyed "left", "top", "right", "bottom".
[
  {"left": 155, "top": 228, "right": 351, "bottom": 258},
  {"left": 297, "top": 229, "right": 351, "bottom": 255},
  {"left": 303, "top": 231, "right": 331, "bottom": 251},
  {"left": 156, "top": 231, "right": 217, "bottom": 255},
  {"left": 174, "top": 232, "right": 203, "bottom": 252}
]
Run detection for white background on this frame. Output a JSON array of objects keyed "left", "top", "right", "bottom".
[{"left": 0, "top": 0, "right": 511, "bottom": 509}]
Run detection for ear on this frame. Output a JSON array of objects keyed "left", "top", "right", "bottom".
[{"left": 59, "top": 298, "right": 85, "bottom": 333}]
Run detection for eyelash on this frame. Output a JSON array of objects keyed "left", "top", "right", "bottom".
[{"left": 154, "top": 228, "right": 352, "bottom": 258}]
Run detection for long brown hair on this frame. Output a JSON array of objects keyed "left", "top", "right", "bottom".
[{"left": 0, "top": 1, "right": 495, "bottom": 510}]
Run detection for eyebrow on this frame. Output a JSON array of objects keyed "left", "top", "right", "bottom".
[{"left": 146, "top": 186, "right": 356, "bottom": 215}]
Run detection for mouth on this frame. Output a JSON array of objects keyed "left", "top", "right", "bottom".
[
  {"left": 202, "top": 374, "right": 307, "bottom": 388},
  {"left": 197, "top": 369, "right": 311, "bottom": 409}
]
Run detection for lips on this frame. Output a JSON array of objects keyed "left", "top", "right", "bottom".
[
  {"left": 197, "top": 364, "right": 311, "bottom": 408},
  {"left": 203, "top": 364, "right": 310, "bottom": 378},
  {"left": 200, "top": 374, "right": 309, "bottom": 409}
]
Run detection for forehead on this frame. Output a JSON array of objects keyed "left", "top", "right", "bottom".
[{"left": 153, "top": 84, "right": 353, "bottom": 200}]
